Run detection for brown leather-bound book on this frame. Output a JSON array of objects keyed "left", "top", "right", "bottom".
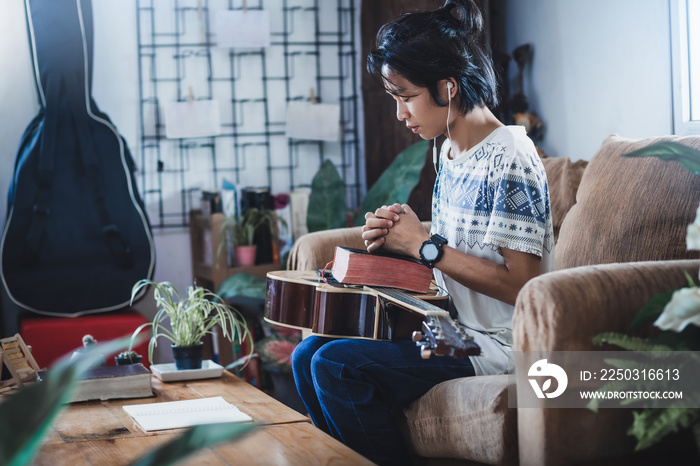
[
  {"left": 330, "top": 246, "right": 433, "bottom": 293},
  {"left": 70, "top": 363, "right": 154, "bottom": 403}
]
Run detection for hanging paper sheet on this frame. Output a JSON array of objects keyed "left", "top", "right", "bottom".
[
  {"left": 215, "top": 10, "right": 271, "bottom": 48},
  {"left": 286, "top": 101, "right": 341, "bottom": 142},
  {"left": 164, "top": 99, "right": 222, "bottom": 139}
]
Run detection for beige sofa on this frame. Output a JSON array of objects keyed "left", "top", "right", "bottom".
[{"left": 286, "top": 134, "right": 700, "bottom": 465}]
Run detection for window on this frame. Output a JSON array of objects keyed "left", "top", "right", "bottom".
[{"left": 671, "top": 0, "right": 700, "bottom": 134}]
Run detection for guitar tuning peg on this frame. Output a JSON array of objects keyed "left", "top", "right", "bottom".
[
  {"left": 420, "top": 345, "right": 432, "bottom": 359},
  {"left": 412, "top": 331, "right": 423, "bottom": 343}
]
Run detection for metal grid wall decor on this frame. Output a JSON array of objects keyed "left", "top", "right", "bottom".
[{"left": 136, "top": 0, "right": 361, "bottom": 228}]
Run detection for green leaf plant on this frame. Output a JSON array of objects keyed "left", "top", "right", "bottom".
[
  {"left": 221, "top": 207, "right": 287, "bottom": 247},
  {"left": 0, "top": 336, "right": 257, "bottom": 466},
  {"left": 588, "top": 142, "right": 700, "bottom": 455},
  {"left": 307, "top": 159, "right": 349, "bottom": 233},
  {"left": 131, "top": 422, "right": 257, "bottom": 466},
  {"left": 353, "top": 139, "right": 429, "bottom": 226},
  {"left": 217, "top": 273, "right": 267, "bottom": 301},
  {"left": 623, "top": 141, "right": 700, "bottom": 175},
  {"left": 129, "top": 280, "right": 254, "bottom": 366},
  {"left": 306, "top": 140, "right": 430, "bottom": 233},
  {"left": 217, "top": 207, "right": 288, "bottom": 267},
  {"left": 0, "top": 337, "right": 129, "bottom": 465}
]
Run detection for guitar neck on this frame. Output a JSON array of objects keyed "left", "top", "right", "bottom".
[
  {"left": 369, "top": 287, "right": 449, "bottom": 317},
  {"left": 373, "top": 287, "right": 481, "bottom": 359}
]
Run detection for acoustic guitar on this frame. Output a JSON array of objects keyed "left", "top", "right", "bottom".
[{"left": 264, "top": 270, "right": 481, "bottom": 358}]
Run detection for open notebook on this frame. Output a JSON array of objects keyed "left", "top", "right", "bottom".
[{"left": 123, "top": 396, "right": 252, "bottom": 432}]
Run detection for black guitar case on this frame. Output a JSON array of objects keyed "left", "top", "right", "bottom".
[{"left": 0, "top": 0, "right": 155, "bottom": 316}]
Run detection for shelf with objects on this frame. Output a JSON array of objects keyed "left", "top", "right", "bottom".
[
  {"left": 189, "top": 206, "right": 280, "bottom": 385},
  {"left": 188, "top": 209, "right": 280, "bottom": 293}
]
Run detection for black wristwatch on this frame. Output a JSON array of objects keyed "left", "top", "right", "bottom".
[{"left": 419, "top": 234, "right": 448, "bottom": 268}]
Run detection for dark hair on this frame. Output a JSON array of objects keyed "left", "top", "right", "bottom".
[{"left": 366, "top": 0, "right": 498, "bottom": 114}]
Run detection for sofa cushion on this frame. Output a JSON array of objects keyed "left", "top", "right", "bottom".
[
  {"left": 541, "top": 157, "right": 589, "bottom": 243},
  {"left": 403, "top": 375, "right": 517, "bottom": 466},
  {"left": 556, "top": 135, "right": 700, "bottom": 269}
]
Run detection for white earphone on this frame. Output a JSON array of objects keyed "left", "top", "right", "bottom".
[{"left": 434, "top": 81, "right": 455, "bottom": 174}]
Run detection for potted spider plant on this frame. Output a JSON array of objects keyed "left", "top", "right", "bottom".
[
  {"left": 129, "top": 279, "right": 253, "bottom": 370},
  {"left": 220, "top": 207, "right": 287, "bottom": 266}
]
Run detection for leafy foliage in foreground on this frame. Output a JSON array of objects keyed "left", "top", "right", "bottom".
[{"left": 0, "top": 337, "right": 257, "bottom": 466}]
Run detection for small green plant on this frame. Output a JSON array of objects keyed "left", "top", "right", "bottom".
[
  {"left": 221, "top": 207, "right": 286, "bottom": 247},
  {"left": 129, "top": 280, "right": 253, "bottom": 364},
  {"left": 115, "top": 350, "right": 142, "bottom": 365}
]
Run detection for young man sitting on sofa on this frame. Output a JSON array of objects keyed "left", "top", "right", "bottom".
[{"left": 290, "top": 2, "right": 555, "bottom": 465}]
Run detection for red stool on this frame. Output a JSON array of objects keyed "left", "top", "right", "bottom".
[{"left": 19, "top": 309, "right": 151, "bottom": 369}]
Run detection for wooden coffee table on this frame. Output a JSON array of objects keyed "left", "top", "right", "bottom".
[{"left": 33, "top": 371, "right": 374, "bottom": 465}]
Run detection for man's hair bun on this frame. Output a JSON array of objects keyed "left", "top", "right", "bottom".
[{"left": 443, "top": 0, "right": 484, "bottom": 39}]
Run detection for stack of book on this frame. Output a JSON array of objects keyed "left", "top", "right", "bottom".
[{"left": 71, "top": 363, "right": 153, "bottom": 403}]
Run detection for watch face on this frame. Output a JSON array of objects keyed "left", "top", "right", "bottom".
[{"left": 422, "top": 243, "right": 439, "bottom": 261}]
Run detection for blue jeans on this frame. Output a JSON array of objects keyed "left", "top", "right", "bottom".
[{"left": 291, "top": 336, "right": 475, "bottom": 465}]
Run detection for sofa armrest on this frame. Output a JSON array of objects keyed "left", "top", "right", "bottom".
[
  {"left": 286, "top": 226, "right": 365, "bottom": 271},
  {"left": 514, "top": 259, "right": 700, "bottom": 466},
  {"left": 514, "top": 259, "right": 700, "bottom": 352}
]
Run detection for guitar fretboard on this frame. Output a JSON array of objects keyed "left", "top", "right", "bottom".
[{"left": 374, "top": 288, "right": 450, "bottom": 317}]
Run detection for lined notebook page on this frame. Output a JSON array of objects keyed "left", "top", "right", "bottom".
[{"left": 123, "top": 396, "right": 252, "bottom": 431}]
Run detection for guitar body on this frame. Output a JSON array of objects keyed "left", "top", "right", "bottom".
[
  {"left": 265, "top": 270, "right": 448, "bottom": 340},
  {"left": 265, "top": 270, "right": 320, "bottom": 331},
  {"left": 0, "top": 0, "right": 155, "bottom": 316}
]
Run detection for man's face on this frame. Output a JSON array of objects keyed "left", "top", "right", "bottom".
[{"left": 382, "top": 70, "right": 449, "bottom": 141}]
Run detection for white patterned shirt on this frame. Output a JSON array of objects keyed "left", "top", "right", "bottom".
[{"left": 432, "top": 125, "right": 555, "bottom": 375}]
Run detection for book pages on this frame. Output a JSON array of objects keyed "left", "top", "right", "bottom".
[{"left": 123, "top": 396, "right": 252, "bottom": 431}]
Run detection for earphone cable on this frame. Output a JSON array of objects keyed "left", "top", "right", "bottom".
[
  {"left": 433, "top": 138, "right": 438, "bottom": 174},
  {"left": 446, "top": 83, "right": 456, "bottom": 159}
]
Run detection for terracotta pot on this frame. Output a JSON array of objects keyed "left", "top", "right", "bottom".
[
  {"left": 171, "top": 342, "right": 204, "bottom": 370},
  {"left": 235, "top": 245, "right": 257, "bottom": 266}
]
